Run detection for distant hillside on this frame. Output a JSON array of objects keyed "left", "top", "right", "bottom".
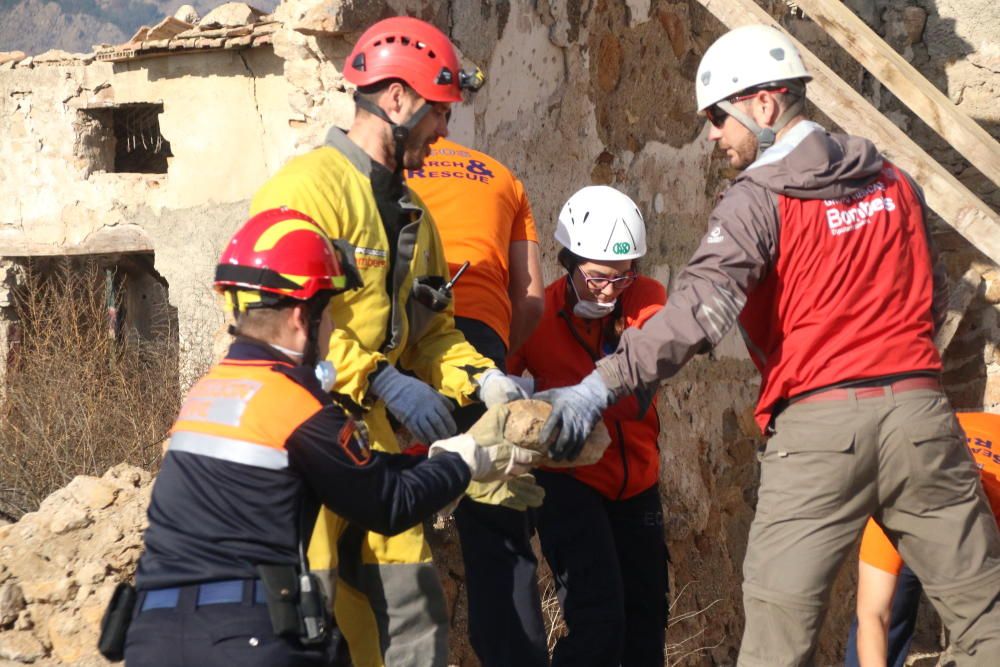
[{"left": 0, "top": 0, "right": 278, "bottom": 55}]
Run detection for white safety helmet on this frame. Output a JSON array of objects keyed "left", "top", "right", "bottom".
[
  {"left": 555, "top": 186, "right": 647, "bottom": 261},
  {"left": 695, "top": 24, "right": 811, "bottom": 112}
]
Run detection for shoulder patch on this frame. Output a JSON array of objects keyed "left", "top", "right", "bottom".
[{"left": 339, "top": 418, "right": 372, "bottom": 465}]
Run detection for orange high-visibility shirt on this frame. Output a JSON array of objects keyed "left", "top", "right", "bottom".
[
  {"left": 859, "top": 412, "right": 1000, "bottom": 574},
  {"left": 406, "top": 138, "right": 537, "bottom": 348}
]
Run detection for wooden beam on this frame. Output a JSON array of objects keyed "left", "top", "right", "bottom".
[
  {"left": 794, "top": 0, "right": 1000, "bottom": 189},
  {"left": 693, "top": 0, "right": 1000, "bottom": 267}
]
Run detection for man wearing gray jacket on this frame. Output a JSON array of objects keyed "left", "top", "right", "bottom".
[{"left": 537, "top": 24, "right": 1000, "bottom": 666}]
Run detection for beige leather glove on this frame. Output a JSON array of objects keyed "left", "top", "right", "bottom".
[
  {"left": 466, "top": 474, "right": 545, "bottom": 511},
  {"left": 428, "top": 433, "right": 541, "bottom": 482}
]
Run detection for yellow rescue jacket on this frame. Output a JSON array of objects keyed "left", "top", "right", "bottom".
[{"left": 250, "top": 129, "right": 494, "bottom": 412}]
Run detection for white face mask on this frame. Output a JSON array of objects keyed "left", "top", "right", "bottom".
[
  {"left": 314, "top": 360, "right": 337, "bottom": 393},
  {"left": 569, "top": 275, "right": 617, "bottom": 319}
]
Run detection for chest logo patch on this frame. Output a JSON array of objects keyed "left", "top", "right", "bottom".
[{"left": 354, "top": 246, "right": 387, "bottom": 270}]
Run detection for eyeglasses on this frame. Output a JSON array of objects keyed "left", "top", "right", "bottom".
[
  {"left": 705, "top": 87, "right": 790, "bottom": 129},
  {"left": 578, "top": 267, "right": 637, "bottom": 291}
]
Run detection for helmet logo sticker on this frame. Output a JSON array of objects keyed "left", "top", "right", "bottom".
[
  {"left": 770, "top": 48, "right": 785, "bottom": 61},
  {"left": 701, "top": 71, "right": 711, "bottom": 85},
  {"left": 604, "top": 216, "right": 639, "bottom": 255}
]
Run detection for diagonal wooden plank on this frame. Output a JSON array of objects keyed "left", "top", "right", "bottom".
[
  {"left": 794, "top": 0, "right": 1000, "bottom": 189},
  {"left": 693, "top": 0, "right": 1000, "bottom": 266}
]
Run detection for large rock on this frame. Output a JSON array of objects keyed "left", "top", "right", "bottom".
[
  {"left": 199, "top": 2, "right": 267, "bottom": 29},
  {"left": 173, "top": 4, "right": 200, "bottom": 25},
  {"left": 293, "top": 0, "right": 387, "bottom": 37}
]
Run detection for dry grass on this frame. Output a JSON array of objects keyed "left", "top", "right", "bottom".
[
  {"left": 540, "top": 568, "right": 724, "bottom": 666},
  {"left": 0, "top": 259, "right": 180, "bottom": 521},
  {"left": 665, "top": 581, "right": 724, "bottom": 666},
  {"left": 538, "top": 565, "right": 567, "bottom": 651}
]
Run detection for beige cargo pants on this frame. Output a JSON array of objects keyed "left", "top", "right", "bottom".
[{"left": 739, "top": 387, "right": 1000, "bottom": 666}]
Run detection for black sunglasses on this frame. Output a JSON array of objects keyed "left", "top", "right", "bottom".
[
  {"left": 705, "top": 104, "right": 729, "bottom": 129},
  {"left": 705, "top": 86, "right": 791, "bottom": 129}
]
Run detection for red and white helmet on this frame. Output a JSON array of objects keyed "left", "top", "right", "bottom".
[
  {"left": 215, "top": 208, "right": 347, "bottom": 312},
  {"left": 344, "top": 16, "right": 483, "bottom": 103}
]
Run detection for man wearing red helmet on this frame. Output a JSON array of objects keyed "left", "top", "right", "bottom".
[
  {"left": 111, "top": 209, "right": 541, "bottom": 667},
  {"left": 250, "top": 16, "right": 534, "bottom": 667}
]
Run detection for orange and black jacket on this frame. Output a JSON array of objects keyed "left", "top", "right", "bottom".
[{"left": 136, "top": 339, "right": 470, "bottom": 590}]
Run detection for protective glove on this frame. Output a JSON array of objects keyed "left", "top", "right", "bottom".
[
  {"left": 369, "top": 365, "right": 457, "bottom": 443},
  {"left": 428, "top": 433, "right": 541, "bottom": 482},
  {"left": 534, "top": 370, "right": 611, "bottom": 462},
  {"left": 465, "top": 474, "right": 545, "bottom": 511},
  {"left": 477, "top": 369, "right": 531, "bottom": 408}
]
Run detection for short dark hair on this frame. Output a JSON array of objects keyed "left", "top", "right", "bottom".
[{"left": 355, "top": 78, "right": 414, "bottom": 106}]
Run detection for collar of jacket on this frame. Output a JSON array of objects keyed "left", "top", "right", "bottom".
[
  {"left": 226, "top": 337, "right": 298, "bottom": 367},
  {"left": 324, "top": 127, "right": 375, "bottom": 176}
]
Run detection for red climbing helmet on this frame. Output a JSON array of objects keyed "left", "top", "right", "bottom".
[
  {"left": 344, "top": 16, "right": 484, "bottom": 103},
  {"left": 215, "top": 207, "right": 347, "bottom": 311}
]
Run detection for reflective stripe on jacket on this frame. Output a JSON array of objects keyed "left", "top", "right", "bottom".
[{"left": 135, "top": 340, "right": 471, "bottom": 590}]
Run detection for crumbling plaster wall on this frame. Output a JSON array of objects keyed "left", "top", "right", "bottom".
[
  {"left": 0, "top": 0, "right": 996, "bottom": 664},
  {"left": 0, "top": 45, "right": 297, "bottom": 382}
]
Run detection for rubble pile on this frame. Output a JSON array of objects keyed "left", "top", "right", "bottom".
[{"left": 0, "top": 466, "right": 151, "bottom": 666}]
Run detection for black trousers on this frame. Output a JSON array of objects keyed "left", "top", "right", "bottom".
[
  {"left": 536, "top": 471, "right": 670, "bottom": 667},
  {"left": 124, "top": 588, "right": 328, "bottom": 667},
  {"left": 452, "top": 317, "right": 550, "bottom": 667}
]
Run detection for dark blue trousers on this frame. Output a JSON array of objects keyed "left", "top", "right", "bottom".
[
  {"left": 452, "top": 316, "right": 550, "bottom": 667},
  {"left": 125, "top": 585, "right": 329, "bottom": 667},
  {"left": 844, "top": 564, "right": 922, "bottom": 667},
  {"left": 535, "top": 471, "right": 669, "bottom": 667}
]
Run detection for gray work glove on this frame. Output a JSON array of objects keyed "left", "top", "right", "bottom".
[
  {"left": 369, "top": 365, "right": 456, "bottom": 443},
  {"left": 534, "top": 370, "right": 611, "bottom": 462},
  {"left": 428, "top": 433, "right": 541, "bottom": 482},
  {"left": 466, "top": 474, "right": 545, "bottom": 511},
  {"left": 477, "top": 369, "right": 531, "bottom": 408}
]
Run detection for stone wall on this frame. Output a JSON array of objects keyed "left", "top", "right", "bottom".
[{"left": 0, "top": 1, "right": 996, "bottom": 665}]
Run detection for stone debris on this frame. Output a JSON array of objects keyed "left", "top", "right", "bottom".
[
  {"left": 0, "top": 465, "right": 151, "bottom": 666},
  {"left": 470, "top": 400, "right": 611, "bottom": 467}
]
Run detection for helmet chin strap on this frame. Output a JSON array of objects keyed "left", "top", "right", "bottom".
[
  {"left": 301, "top": 295, "right": 331, "bottom": 368},
  {"left": 717, "top": 96, "right": 804, "bottom": 159},
  {"left": 354, "top": 92, "right": 434, "bottom": 172}
]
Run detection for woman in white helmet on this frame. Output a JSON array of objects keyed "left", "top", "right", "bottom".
[{"left": 509, "top": 185, "right": 669, "bottom": 666}]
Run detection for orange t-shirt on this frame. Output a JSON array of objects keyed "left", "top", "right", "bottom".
[
  {"left": 405, "top": 138, "right": 537, "bottom": 348},
  {"left": 859, "top": 412, "right": 1000, "bottom": 574}
]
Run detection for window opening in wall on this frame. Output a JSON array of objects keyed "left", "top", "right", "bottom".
[
  {"left": 77, "top": 103, "right": 172, "bottom": 174},
  {"left": 113, "top": 103, "right": 172, "bottom": 173}
]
